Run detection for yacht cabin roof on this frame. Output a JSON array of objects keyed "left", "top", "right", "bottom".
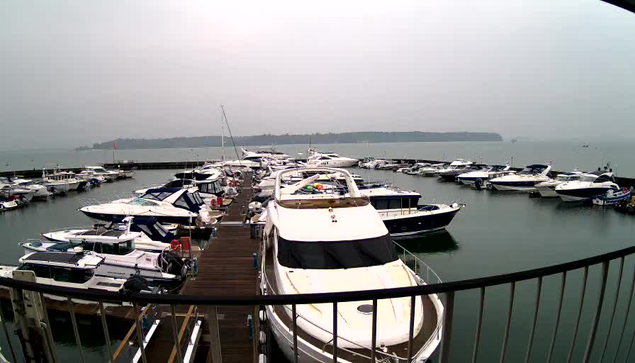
[
  {"left": 274, "top": 203, "right": 389, "bottom": 242},
  {"left": 21, "top": 252, "right": 102, "bottom": 268}
]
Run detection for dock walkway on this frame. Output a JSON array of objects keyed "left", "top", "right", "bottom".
[{"left": 146, "top": 172, "right": 259, "bottom": 363}]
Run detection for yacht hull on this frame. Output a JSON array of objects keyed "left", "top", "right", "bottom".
[
  {"left": 81, "top": 210, "right": 193, "bottom": 225},
  {"left": 489, "top": 181, "right": 538, "bottom": 192},
  {"left": 380, "top": 205, "right": 461, "bottom": 237},
  {"left": 556, "top": 187, "right": 613, "bottom": 202}
]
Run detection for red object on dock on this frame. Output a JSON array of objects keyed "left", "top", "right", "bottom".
[{"left": 180, "top": 237, "right": 191, "bottom": 250}]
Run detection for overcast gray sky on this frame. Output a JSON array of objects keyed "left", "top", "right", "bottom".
[{"left": 1, "top": 0, "right": 634, "bottom": 149}]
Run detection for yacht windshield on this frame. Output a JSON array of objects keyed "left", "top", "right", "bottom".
[
  {"left": 130, "top": 198, "right": 159, "bottom": 206},
  {"left": 519, "top": 165, "right": 547, "bottom": 175},
  {"left": 277, "top": 234, "right": 398, "bottom": 269}
]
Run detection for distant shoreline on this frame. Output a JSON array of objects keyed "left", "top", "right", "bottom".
[{"left": 80, "top": 131, "right": 503, "bottom": 151}]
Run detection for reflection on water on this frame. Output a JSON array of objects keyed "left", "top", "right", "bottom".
[{"left": 395, "top": 230, "right": 459, "bottom": 255}]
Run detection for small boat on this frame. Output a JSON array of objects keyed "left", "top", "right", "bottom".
[
  {"left": 82, "top": 166, "right": 120, "bottom": 182},
  {"left": 489, "top": 164, "right": 552, "bottom": 192},
  {"left": 555, "top": 172, "right": 620, "bottom": 202},
  {"left": 593, "top": 188, "right": 632, "bottom": 206},
  {"left": 42, "top": 216, "right": 185, "bottom": 252},
  {"left": 306, "top": 150, "right": 358, "bottom": 168},
  {"left": 436, "top": 159, "right": 475, "bottom": 182},
  {"left": 359, "top": 184, "right": 463, "bottom": 237},
  {"left": 457, "top": 165, "right": 513, "bottom": 187},
  {"left": 10, "top": 178, "right": 51, "bottom": 199},
  {"left": 401, "top": 163, "right": 432, "bottom": 175},
  {"left": 359, "top": 158, "right": 388, "bottom": 169},
  {"left": 0, "top": 252, "right": 151, "bottom": 298},
  {"left": 0, "top": 183, "right": 35, "bottom": 203},
  {"left": 0, "top": 196, "right": 25, "bottom": 211},
  {"left": 418, "top": 163, "right": 446, "bottom": 177},
  {"left": 43, "top": 170, "right": 87, "bottom": 192},
  {"left": 19, "top": 238, "right": 192, "bottom": 285},
  {"left": 79, "top": 187, "right": 219, "bottom": 225}
]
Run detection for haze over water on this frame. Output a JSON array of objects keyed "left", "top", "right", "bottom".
[{"left": 1, "top": 140, "right": 633, "bottom": 175}]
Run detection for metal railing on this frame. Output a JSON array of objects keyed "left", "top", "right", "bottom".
[{"left": 1, "top": 243, "right": 635, "bottom": 362}]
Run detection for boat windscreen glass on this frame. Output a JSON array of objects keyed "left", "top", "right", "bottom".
[
  {"left": 130, "top": 198, "right": 159, "bottom": 206},
  {"left": 174, "top": 192, "right": 204, "bottom": 211},
  {"left": 595, "top": 174, "right": 614, "bottom": 183},
  {"left": 519, "top": 165, "right": 547, "bottom": 174},
  {"left": 277, "top": 234, "right": 398, "bottom": 269}
]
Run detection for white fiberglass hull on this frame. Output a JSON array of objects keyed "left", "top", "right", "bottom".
[{"left": 490, "top": 184, "right": 536, "bottom": 192}]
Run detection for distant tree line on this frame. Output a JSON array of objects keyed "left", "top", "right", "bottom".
[{"left": 84, "top": 131, "right": 503, "bottom": 150}]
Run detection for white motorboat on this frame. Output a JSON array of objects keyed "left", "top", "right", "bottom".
[
  {"left": 83, "top": 166, "right": 119, "bottom": 182},
  {"left": 0, "top": 182, "right": 35, "bottom": 203},
  {"left": 261, "top": 167, "right": 444, "bottom": 363},
  {"left": 489, "top": 164, "right": 552, "bottom": 192},
  {"left": 402, "top": 163, "right": 432, "bottom": 175},
  {"left": 457, "top": 165, "right": 513, "bottom": 187},
  {"left": 42, "top": 216, "right": 185, "bottom": 252},
  {"left": 555, "top": 172, "right": 620, "bottom": 202},
  {"left": 436, "top": 159, "right": 474, "bottom": 182},
  {"left": 5, "top": 178, "right": 50, "bottom": 199},
  {"left": 135, "top": 175, "right": 226, "bottom": 204},
  {"left": 79, "top": 187, "right": 218, "bottom": 225},
  {"left": 418, "top": 163, "right": 446, "bottom": 177},
  {"left": 19, "top": 237, "right": 191, "bottom": 285},
  {"left": 534, "top": 171, "right": 595, "bottom": 198},
  {"left": 42, "top": 170, "right": 86, "bottom": 192},
  {"left": 358, "top": 184, "right": 463, "bottom": 237},
  {"left": 242, "top": 147, "right": 289, "bottom": 160},
  {"left": 0, "top": 196, "right": 24, "bottom": 211},
  {"left": 306, "top": 150, "right": 358, "bottom": 168},
  {"left": 359, "top": 158, "right": 388, "bottom": 169},
  {"left": 0, "top": 252, "right": 140, "bottom": 295}
]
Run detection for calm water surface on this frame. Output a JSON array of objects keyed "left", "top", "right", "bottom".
[{"left": 0, "top": 165, "right": 633, "bottom": 361}]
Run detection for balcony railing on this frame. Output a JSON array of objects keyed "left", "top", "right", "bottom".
[{"left": 0, "top": 243, "right": 633, "bottom": 362}]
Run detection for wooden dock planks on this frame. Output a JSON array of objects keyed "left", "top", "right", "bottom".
[{"left": 178, "top": 172, "right": 259, "bottom": 363}]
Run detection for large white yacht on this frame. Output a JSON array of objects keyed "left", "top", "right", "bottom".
[
  {"left": 261, "top": 167, "right": 444, "bottom": 362},
  {"left": 306, "top": 150, "right": 358, "bottom": 168},
  {"left": 79, "top": 187, "right": 217, "bottom": 225},
  {"left": 555, "top": 172, "right": 620, "bottom": 202},
  {"left": 488, "top": 164, "right": 552, "bottom": 192}
]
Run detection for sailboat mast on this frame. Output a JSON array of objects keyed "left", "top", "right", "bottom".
[{"left": 221, "top": 106, "right": 225, "bottom": 161}]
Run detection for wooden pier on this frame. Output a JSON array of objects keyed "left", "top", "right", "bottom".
[{"left": 143, "top": 172, "right": 259, "bottom": 363}]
